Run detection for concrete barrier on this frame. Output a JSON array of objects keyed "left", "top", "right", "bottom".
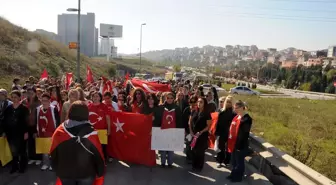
[{"left": 249, "top": 133, "right": 336, "bottom": 185}]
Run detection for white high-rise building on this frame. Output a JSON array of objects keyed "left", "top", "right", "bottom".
[
  {"left": 99, "top": 38, "right": 117, "bottom": 57},
  {"left": 58, "top": 13, "right": 98, "bottom": 57}
]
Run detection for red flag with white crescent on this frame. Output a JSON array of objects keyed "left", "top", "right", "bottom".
[
  {"left": 51, "top": 124, "right": 105, "bottom": 185},
  {"left": 99, "top": 76, "right": 113, "bottom": 94},
  {"left": 128, "top": 79, "right": 171, "bottom": 93},
  {"left": 65, "top": 73, "right": 73, "bottom": 90}
]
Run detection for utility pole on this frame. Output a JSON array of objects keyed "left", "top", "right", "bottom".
[{"left": 139, "top": 23, "right": 146, "bottom": 73}]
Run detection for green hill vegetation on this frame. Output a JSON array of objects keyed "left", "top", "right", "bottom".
[
  {"left": 0, "top": 17, "right": 165, "bottom": 90},
  {"left": 234, "top": 95, "right": 336, "bottom": 180}
]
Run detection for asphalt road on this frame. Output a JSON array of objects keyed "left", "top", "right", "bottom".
[
  {"left": 257, "top": 84, "right": 336, "bottom": 100},
  {"left": 0, "top": 151, "right": 251, "bottom": 185}
]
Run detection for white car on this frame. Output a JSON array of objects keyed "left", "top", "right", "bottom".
[
  {"left": 201, "top": 84, "right": 226, "bottom": 94},
  {"left": 229, "top": 86, "right": 260, "bottom": 95}
]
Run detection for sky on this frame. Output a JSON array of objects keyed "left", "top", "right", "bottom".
[{"left": 1, "top": 0, "right": 336, "bottom": 54}]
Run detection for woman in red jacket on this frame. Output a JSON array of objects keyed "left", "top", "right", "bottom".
[{"left": 88, "top": 91, "right": 111, "bottom": 159}]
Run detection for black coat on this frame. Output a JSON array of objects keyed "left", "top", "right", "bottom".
[
  {"left": 182, "top": 106, "right": 192, "bottom": 134},
  {"left": 215, "top": 108, "right": 236, "bottom": 140},
  {"left": 50, "top": 122, "right": 105, "bottom": 179},
  {"left": 153, "top": 103, "right": 183, "bottom": 129},
  {"left": 190, "top": 111, "right": 212, "bottom": 151},
  {"left": 234, "top": 114, "right": 253, "bottom": 151},
  {"left": 3, "top": 104, "right": 29, "bottom": 138}
]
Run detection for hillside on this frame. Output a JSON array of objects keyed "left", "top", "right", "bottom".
[{"left": 0, "top": 17, "right": 114, "bottom": 90}]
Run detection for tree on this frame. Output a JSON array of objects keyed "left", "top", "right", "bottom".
[
  {"left": 173, "top": 65, "right": 181, "bottom": 72},
  {"left": 107, "top": 65, "right": 116, "bottom": 77}
]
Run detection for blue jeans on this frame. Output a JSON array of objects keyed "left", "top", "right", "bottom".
[
  {"left": 230, "top": 149, "right": 247, "bottom": 180},
  {"left": 60, "top": 177, "right": 95, "bottom": 185},
  {"left": 159, "top": 151, "right": 173, "bottom": 165}
]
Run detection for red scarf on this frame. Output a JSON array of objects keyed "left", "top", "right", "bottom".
[{"left": 227, "top": 115, "right": 242, "bottom": 153}]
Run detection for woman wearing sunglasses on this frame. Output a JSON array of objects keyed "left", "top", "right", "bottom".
[{"left": 226, "top": 100, "right": 252, "bottom": 182}]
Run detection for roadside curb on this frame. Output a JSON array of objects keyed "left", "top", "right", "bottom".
[{"left": 245, "top": 159, "right": 272, "bottom": 185}]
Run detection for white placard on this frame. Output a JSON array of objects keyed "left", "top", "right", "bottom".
[{"left": 151, "top": 127, "right": 184, "bottom": 151}]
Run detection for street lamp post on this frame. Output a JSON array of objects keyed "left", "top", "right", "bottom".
[
  {"left": 139, "top": 23, "right": 146, "bottom": 72},
  {"left": 67, "top": 0, "right": 81, "bottom": 82}
]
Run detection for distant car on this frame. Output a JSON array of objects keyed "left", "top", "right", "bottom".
[
  {"left": 229, "top": 86, "right": 260, "bottom": 95},
  {"left": 201, "top": 84, "right": 226, "bottom": 93}
]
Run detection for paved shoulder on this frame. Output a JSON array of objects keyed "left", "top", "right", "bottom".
[{"left": 1, "top": 151, "right": 248, "bottom": 185}]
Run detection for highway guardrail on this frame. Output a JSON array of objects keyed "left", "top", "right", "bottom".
[{"left": 249, "top": 133, "right": 336, "bottom": 185}]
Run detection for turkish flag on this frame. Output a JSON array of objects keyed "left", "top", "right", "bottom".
[
  {"left": 107, "top": 112, "right": 156, "bottom": 166},
  {"left": 55, "top": 176, "right": 104, "bottom": 185},
  {"left": 208, "top": 112, "right": 219, "bottom": 149},
  {"left": 51, "top": 124, "right": 105, "bottom": 185},
  {"left": 87, "top": 65, "right": 94, "bottom": 83},
  {"left": 40, "top": 69, "right": 48, "bottom": 81},
  {"left": 128, "top": 79, "right": 171, "bottom": 93},
  {"left": 65, "top": 73, "right": 73, "bottom": 90},
  {"left": 99, "top": 76, "right": 113, "bottom": 94}
]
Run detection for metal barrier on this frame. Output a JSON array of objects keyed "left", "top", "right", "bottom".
[{"left": 249, "top": 133, "right": 336, "bottom": 185}]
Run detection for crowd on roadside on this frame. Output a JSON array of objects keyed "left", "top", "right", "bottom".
[{"left": 0, "top": 75, "right": 252, "bottom": 184}]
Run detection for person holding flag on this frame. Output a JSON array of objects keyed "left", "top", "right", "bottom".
[
  {"left": 36, "top": 93, "right": 60, "bottom": 171},
  {"left": 50, "top": 101, "right": 105, "bottom": 185},
  {"left": 153, "top": 92, "right": 183, "bottom": 168},
  {"left": 88, "top": 91, "right": 111, "bottom": 159}
]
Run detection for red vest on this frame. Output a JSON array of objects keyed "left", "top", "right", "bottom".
[
  {"left": 161, "top": 108, "right": 176, "bottom": 129},
  {"left": 227, "top": 115, "right": 242, "bottom": 153},
  {"left": 131, "top": 102, "right": 143, "bottom": 114},
  {"left": 37, "top": 105, "right": 57, "bottom": 137},
  {"left": 88, "top": 103, "right": 108, "bottom": 130}
]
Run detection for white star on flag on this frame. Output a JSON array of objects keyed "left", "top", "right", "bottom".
[
  {"left": 97, "top": 117, "right": 103, "bottom": 121},
  {"left": 114, "top": 118, "right": 124, "bottom": 133}
]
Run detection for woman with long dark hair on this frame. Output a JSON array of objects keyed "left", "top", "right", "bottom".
[
  {"left": 143, "top": 93, "right": 159, "bottom": 115},
  {"left": 48, "top": 86, "right": 62, "bottom": 112},
  {"left": 130, "top": 88, "right": 147, "bottom": 114},
  {"left": 182, "top": 96, "right": 198, "bottom": 163},
  {"left": 3, "top": 90, "right": 30, "bottom": 173},
  {"left": 188, "top": 97, "right": 212, "bottom": 172}
]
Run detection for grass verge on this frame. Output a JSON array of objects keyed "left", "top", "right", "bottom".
[{"left": 232, "top": 95, "right": 336, "bottom": 180}]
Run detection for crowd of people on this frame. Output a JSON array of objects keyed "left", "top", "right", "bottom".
[{"left": 0, "top": 75, "right": 252, "bottom": 184}]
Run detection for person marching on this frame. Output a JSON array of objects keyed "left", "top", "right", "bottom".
[
  {"left": 153, "top": 92, "right": 183, "bottom": 168},
  {"left": 188, "top": 97, "right": 212, "bottom": 172},
  {"left": 226, "top": 100, "right": 252, "bottom": 182},
  {"left": 130, "top": 88, "right": 146, "bottom": 114},
  {"left": 88, "top": 91, "right": 111, "bottom": 159},
  {"left": 214, "top": 96, "right": 236, "bottom": 168},
  {"left": 2, "top": 90, "right": 30, "bottom": 173},
  {"left": 36, "top": 93, "right": 60, "bottom": 170},
  {"left": 50, "top": 101, "right": 105, "bottom": 185}
]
